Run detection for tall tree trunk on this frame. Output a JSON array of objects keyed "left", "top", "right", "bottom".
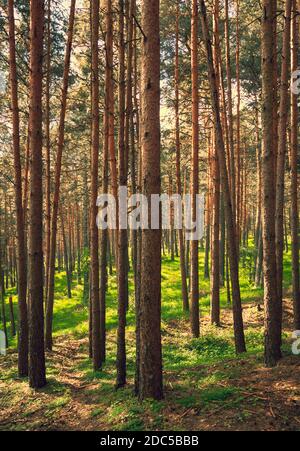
[
  {"left": 45, "top": 0, "right": 51, "bottom": 300},
  {"left": 128, "top": 0, "right": 137, "bottom": 301},
  {"left": 99, "top": 157, "right": 108, "bottom": 365},
  {"left": 254, "top": 101, "right": 262, "bottom": 247},
  {"left": 236, "top": 0, "right": 241, "bottom": 248},
  {"left": 175, "top": 1, "right": 189, "bottom": 312},
  {"left": 210, "top": 134, "right": 220, "bottom": 326},
  {"left": 137, "top": 0, "right": 163, "bottom": 401},
  {"left": 261, "top": 0, "right": 282, "bottom": 367},
  {"left": 291, "top": 0, "right": 300, "bottom": 329},
  {"left": 23, "top": 130, "right": 30, "bottom": 247},
  {"left": 128, "top": 1, "right": 138, "bottom": 297},
  {"left": 82, "top": 156, "right": 89, "bottom": 304},
  {"left": 133, "top": 16, "right": 142, "bottom": 394},
  {"left": 45, "top": 0, "right": 76, "bottom": 351},
  {"left": 224, "top": 0, "right": 236, "bottom": 226},
  {"left": 116, "top": 0, "right": 127, "bottom": 388},
  {"left": 98, "top": 0, "right": 115, "bottom": 363},
  {"left": 275, "top": 0, "right": 292, "bottom": 338},
  {"left": 8, "top": 0, "right": 28, "bottom": 377},
  {"left": 190, "top": 0, "right": 200, "bottom": 338},
  {"left": 200, "top": 0, "right": 246, "bottom": 354},
  {"left": 254, "top": 100, "right": 263, "bottom": 286},
  {"left": 28, "top": 0, "right": 46, "bottom": 389},
  {"left": 211, "top": 0, "right": 221, "bottom": 326},
  {"left": 106, "top": 0, "right": 118, "bottom": 262},
  {"left": 272, "top": 1, "right": 279, "bottom": 184},
  {"left": 205, "top": 137, "right": 211, "bottom": 280},
  {"left": 90, "top": 0, "right": 101, "bottom": 370},
  {"left": 219, "top": 195, "right": 226, "bottom": 287}
]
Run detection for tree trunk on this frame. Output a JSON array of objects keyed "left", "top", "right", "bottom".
[
  {"left": 291, "top": 0, "right": 300, "bottom": 329},
  {"left": 82, "top": 156, "right": 89, "bottom": 304},
  {"left": 60, "top": 209, "right": 72, "bottom": 299},
  {"left": 133, "top": 15, "right": 142, "bottom": 394},
  {"left": 28, "top": 0, "right": 46, "bottom": 388},
  {"left": 45, "top": 0, "right": 76, "bottom": 351},
  {"left": 76, "top": 204, "right": 81, "bottom": 285},
  {"left": 275, "top": 0, "right": 292, "bottom": 338},
  {"left": 116, "top": 0, "right": 128, "bottom": 388},
  {"left": 205, "top": 138, "right": 211, "bottom": 280},
  {"left": 211, "top": 131, "right": 220, "bottom": 326},
  {"left": 129, "top": 1, "right": 138, "bottom": 301},
  {"left": 261, "top": 0, "right": 282, "bottom": 367},
  {"left": 45, "top": 0, "right": 51, "bottom": 300},
  {"left": 190, "top": 0, "right": 200, "bottom": 338},
  {"left": 106, "top": 0, "right": 118, "bottom": 263},
  {"left": 137, "top": 0, "right": 163, "bottom": 401},
  {"left": 219, "top": 195, "right": 226, "bottom": 287},
  {"left": 175, "top": 1, "right": 189, "bottom": 312},
  {"left": 211, "top": 0, "right": 221, "bottom": 326},
  {"left": 8, "top": 0, "right": 28, "bottom": 377},
  {"left": 90, "top": 0, "right": 101, "bottom": 370},
  {"left": 236, "top": 0, "right": 241, "bottom": 248},
  {"left": 224, "top": 0, "right": 236, "bottom": 226},
  {"left": 200, "top": 0, "right": 246, "bottom": 354}
]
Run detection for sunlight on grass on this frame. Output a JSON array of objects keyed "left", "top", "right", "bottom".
[{"left": 1, "top": 243, "right": 296, "bottom": 431}]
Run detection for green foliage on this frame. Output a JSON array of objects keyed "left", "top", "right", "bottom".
[
  {"left": 187, "top": 335, "right": 235, "bottom": 361},
  {"left": 200, "top": 387, "right": 238, "bottom": 405},
  {"left": 1, "top": 243, "right": 296, "bottom": 431}
]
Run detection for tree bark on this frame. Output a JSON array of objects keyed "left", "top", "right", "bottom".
[
  {"left": 45, "top": 0, "right": 51, "bottom": 300},
  {"left": 90, "top": 0, "right": 101, "bottom": 370},
  {"left": 28, "top": 0, "right": 46, "bottom": 389},
  {"left": 190, "top": 0, "right": 200, "bottom": 338},
  {"left": 199, "top": 0, "right": 246, "bottom": 354},
  {"left": 224, "top": 0, "right": 236, "bottom": 226},
  {"left": 236, "top": 0, "right": 241, "bottom": 248},
  {"left": 60, "top": 208, "right": 72, "bottom": 299},
  {"left": 137, "top": 0, "right": 163, "bottom": 401},
  {"left": 261, "top": 0, "right": 282, "bottom": 367},
  {"left": 275, "top": 0, "right": 292, "bottom": 337},
  {"left": 175, "top": 1, "right": 189, "bottom": 312},
  {"left": 211, "top": 0, "right": 221, "bottom": 326},
  {"left": 116, "top": 0, "right": 128, "bottom": 388},
  {"left": 106, "top": 0, "right": 118, "bottom": 264},
  {"left": 45, "top": 0, "right": 76, "bottom": 351},
  {"left": 8, "top": 0, "right": 28, "bottom": 377},
  {"left": 291, "top": 0, "right": 300, "bottom": 329}
]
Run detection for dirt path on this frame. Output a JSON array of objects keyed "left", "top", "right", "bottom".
[{"left": 0, "top": 338, "right": 107, "bottom": 431}]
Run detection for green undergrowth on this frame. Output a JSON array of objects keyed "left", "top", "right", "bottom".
[{"left": 0, "top": 243, "right": 296, "bottom": 431}]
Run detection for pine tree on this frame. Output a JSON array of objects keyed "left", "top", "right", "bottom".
[{"left": 28, "top": 0, "right": 46, "bottom": 389}]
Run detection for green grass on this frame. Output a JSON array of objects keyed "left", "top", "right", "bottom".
[
  {"left": 1, "top": 244, "right": 266, "bottom": 349},
  {"left": 0, "top": 243, "right": 296, "bottom": 431}
]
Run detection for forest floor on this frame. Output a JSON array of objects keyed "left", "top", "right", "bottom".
[{"left": 1, "top": 250, "right": 300, "bottom": 431}]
